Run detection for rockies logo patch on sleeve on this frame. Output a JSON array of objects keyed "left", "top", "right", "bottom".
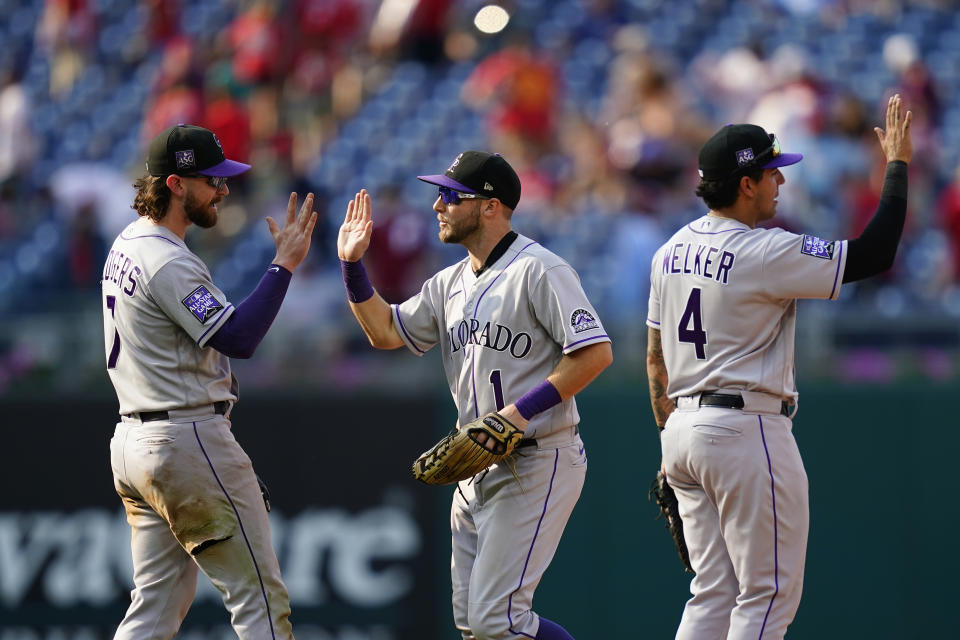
[
  {"left": 570, "top": 308, "right": 598, "bottom": 333},
  {"left": 182, "top": 285, "right": 224, "bottom": 323},
  {"left": 800, "top": 235, "right": 835, "bottom": 259}
]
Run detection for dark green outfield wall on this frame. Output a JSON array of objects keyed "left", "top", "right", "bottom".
[{"left": 1, "top": 382, "right": 954, "bottom": 639}]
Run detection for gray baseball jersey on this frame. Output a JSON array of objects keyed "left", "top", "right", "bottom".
[
  {"left": 102, "top": 219, "right": 237, "bottom": 415},
  {"left": 393, "top": 231, "right": 609, "bottom": 638},
  {"left": 647, "top": 215, "right": 848, "bottom": 402},
  {"left": 393, "top": 232, "right": 610, "bottom": 439}
]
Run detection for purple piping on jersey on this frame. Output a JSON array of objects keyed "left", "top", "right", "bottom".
[
  {"left": 562, "top": 334, "right": 609, "bottom": 353},
  {"left": 119, "top": 230, "right": 184, "bottom": 247},
  {"left": 470, "top": 348, "right": 480, "bottom": 419},
  {"left": 507, "top": 448, "right": 560, "bottom": 639},
  {"left": 198, "top": 304, "right": 234, "bottom": 343},
  {"left": 828, "top": 241, "right": 844, "bottom": 299},
  {"left": 193, "top": 422, "right": 277, "bottom": 640},
  {"left": 686, "top": 223, "right": 749, "bottom": 236},
  {"left": 647, "top": 319, "right": 661, "bottom": 327},
  {"left": 449, "top": 262, "right": 469, "bottom": 300},
  {"left": 393, "top": 305, "right": 425, "bottom": 354},
  {"left": 471, "top": 241, "right": 537, "bottom": 317},
  {"left": 757, "top": 416, "right": 779, "bottom": 639}
]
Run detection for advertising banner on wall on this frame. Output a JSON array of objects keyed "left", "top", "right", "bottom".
[{"left": 0, "top": 395, "right": 443, "bottom": 640}]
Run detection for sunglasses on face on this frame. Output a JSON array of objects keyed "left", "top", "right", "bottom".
[
  {"left": 438, "top": 186, "right": 488, "bottom": 205},
  {"left": 183, "top": 174, "right": 227, "bottom": 190}
]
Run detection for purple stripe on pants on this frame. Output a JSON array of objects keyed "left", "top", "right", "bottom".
[
  {"left": 757, "top": 416, "right": 780, "bottom": 639},
  {"left": 507, "top": 449, "right": 560, "bottom": 639},
  {"left": 193, "top": 422, "right": 277, "bottom": 639}
]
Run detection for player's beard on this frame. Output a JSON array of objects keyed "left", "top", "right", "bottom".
[
  {"left": 184, "top": 189, "right": 221, "bottom": 228},
  {"left": 439, "top": 202, "right": 482, "bottom": 244}
]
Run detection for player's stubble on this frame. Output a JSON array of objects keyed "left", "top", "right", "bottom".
[
  {"left": 184, "top": 188, "right": 223, "bottom": 229},
  {"left": 438, "top": 200, "right": 482, "bottom": 244}
]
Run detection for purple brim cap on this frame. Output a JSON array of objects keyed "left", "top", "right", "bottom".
[
  {"left": 198, "top": 158, "right": 252, "bottom": 177},
  {"left": 762, "top": 152, "right": 803, "bottom": 169},
  {"left": 417, "top": 174, "right": 478, "bottom": 193}
]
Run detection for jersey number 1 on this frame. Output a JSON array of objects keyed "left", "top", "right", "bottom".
[
  {"left": 678, "top": 288, "right": 707, "bottom": 359},
  {"left": 105, "top": 295, "right": 121, "bottom": 369},
  {"left": 489, "top": 370, "right": 505, "bottom": 411}
]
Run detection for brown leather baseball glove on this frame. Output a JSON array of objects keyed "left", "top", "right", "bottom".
[{"left": 412, "top": 412, "right": 523, "bottom": 485}]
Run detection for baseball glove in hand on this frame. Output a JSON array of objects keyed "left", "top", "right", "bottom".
[
  {"left": 412, "top": 412, "right": 523, "bottom": 485},
  {"left": 650, "top": 471, "right": 695, "bottom": 574}
]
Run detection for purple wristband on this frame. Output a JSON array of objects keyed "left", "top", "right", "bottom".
[
  {"left": 515, "top": 380, "right": 563, "bottom": 421},
  {"left": 341, "top": 259, "right": 374, "bottom": 303}
]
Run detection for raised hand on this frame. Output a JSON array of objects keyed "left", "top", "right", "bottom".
[
  {"left": 337, "top": 190, "right": 374, "bottom": 262},
  {"left": 874, "top": 93, "right": 913, "bottom": 164},
  {"left": 267, "top": 192, "right": 319, "bottom": 272}
]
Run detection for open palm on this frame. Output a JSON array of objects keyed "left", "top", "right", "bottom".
[{"left": 337, "top": 189, "right": 374, "bottom": 262}]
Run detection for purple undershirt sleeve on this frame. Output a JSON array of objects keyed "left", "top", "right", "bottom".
[
  {"left": 514, "top": 380, "right": 563, "bottom": 421},
  {"left": 341, "top": 259, "right": 375, "bottom": 303},
  {"left": 208, "top": 264, "right": 292, "bottom": 359}
]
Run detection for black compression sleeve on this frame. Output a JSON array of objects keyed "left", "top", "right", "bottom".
[{"left": 842, "top": 161, "right": 908, "bottom": 283}]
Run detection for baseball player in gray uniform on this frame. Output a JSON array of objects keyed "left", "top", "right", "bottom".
[
  {"left": 646, "top": 95, "right": 912, "bottom": 639},
  {"left": 102, "top": 124, "right": 317, "bottom": 639},
  {"left": 336, "top": 151, "right": 612, "bottom": 640}
]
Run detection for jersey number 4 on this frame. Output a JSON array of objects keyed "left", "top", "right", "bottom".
[
  {"left": 105, "top": 295, "right": 121, "bottom": 369},
  {"left": 678, "top": 288, "right": 707, "bottom": 359}
]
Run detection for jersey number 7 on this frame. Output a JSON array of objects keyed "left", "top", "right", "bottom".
[
  {"left": 105, "top": 295, "right": 121, "bottom": 369},
  {"left": 678, "top": 288, "right": 707, "bottom": 360}
]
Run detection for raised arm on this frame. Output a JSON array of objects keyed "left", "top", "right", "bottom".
[
  {"left": 209, "top": 192, "right": 318, "bottom": 358},
  {"left": 646, "top": 327, "right": 674, "bottom": 432},
  {"left": 337, "top": 189, "right": 404, "bottom": 349},
  {"left": 843, "top": 93, "right": 913, "bottom": 283}
]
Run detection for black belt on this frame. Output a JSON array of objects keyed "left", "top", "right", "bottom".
[
  {"left": 125, "top": 401, "right": 230, "bottom": 423},
  {"left": 699, "top": 392, "right": 791, "bottom": 417},
  {"left": 515, "top": 424, "right": 579, "bottom": 449}
]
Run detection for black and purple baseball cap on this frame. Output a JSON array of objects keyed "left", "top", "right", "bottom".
[
  {"left": 698, "top": 124, "right": 802, "bottom": 181},
  {"left": 146, "top": 124, "right": 251, "bottom": 178},
  {"left": 417, "top": 151, "right": 522, "bottom": 209}
]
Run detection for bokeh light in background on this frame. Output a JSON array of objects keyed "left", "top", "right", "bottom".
[
  {"left": 0, "top": 0, "right": 958, "bottom": 398},
  {"left": 474, "top": 5, "right": 511, "bottom": 34}
]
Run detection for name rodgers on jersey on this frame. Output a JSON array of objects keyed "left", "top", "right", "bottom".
[
  {"left": 660, "top": 241, "right": 736, "bottom": 284},
  {"left": 448, "top": 318, "right": 533, "bottom": 359},
  {"left": 103, "top": 248, "right": 142, "bottom": 296}
]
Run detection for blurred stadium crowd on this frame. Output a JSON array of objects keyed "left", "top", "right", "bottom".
[{"left": 1, "top": 0, "right": 958, "bottom": 395}]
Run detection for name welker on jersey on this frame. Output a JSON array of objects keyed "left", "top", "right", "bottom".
[
  {"left": 448, "top": 319, "right": 533, "bottom": 358},
  {"left": 660, "top": 242, "right": 735, "bottom": 284},
  {"left": 102, "top": 249, "right": 141, "bottom": 296}
]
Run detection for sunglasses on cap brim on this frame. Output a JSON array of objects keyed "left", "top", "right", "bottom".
[
  {"left": 754, "top": 133, "right": 782, "bottom": 165},
  {"left": 182, "top": 174, "right": 228, "bottom": 190},
  {"left": 438, "top": 186, "right": 490, "bottom": 205}
]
